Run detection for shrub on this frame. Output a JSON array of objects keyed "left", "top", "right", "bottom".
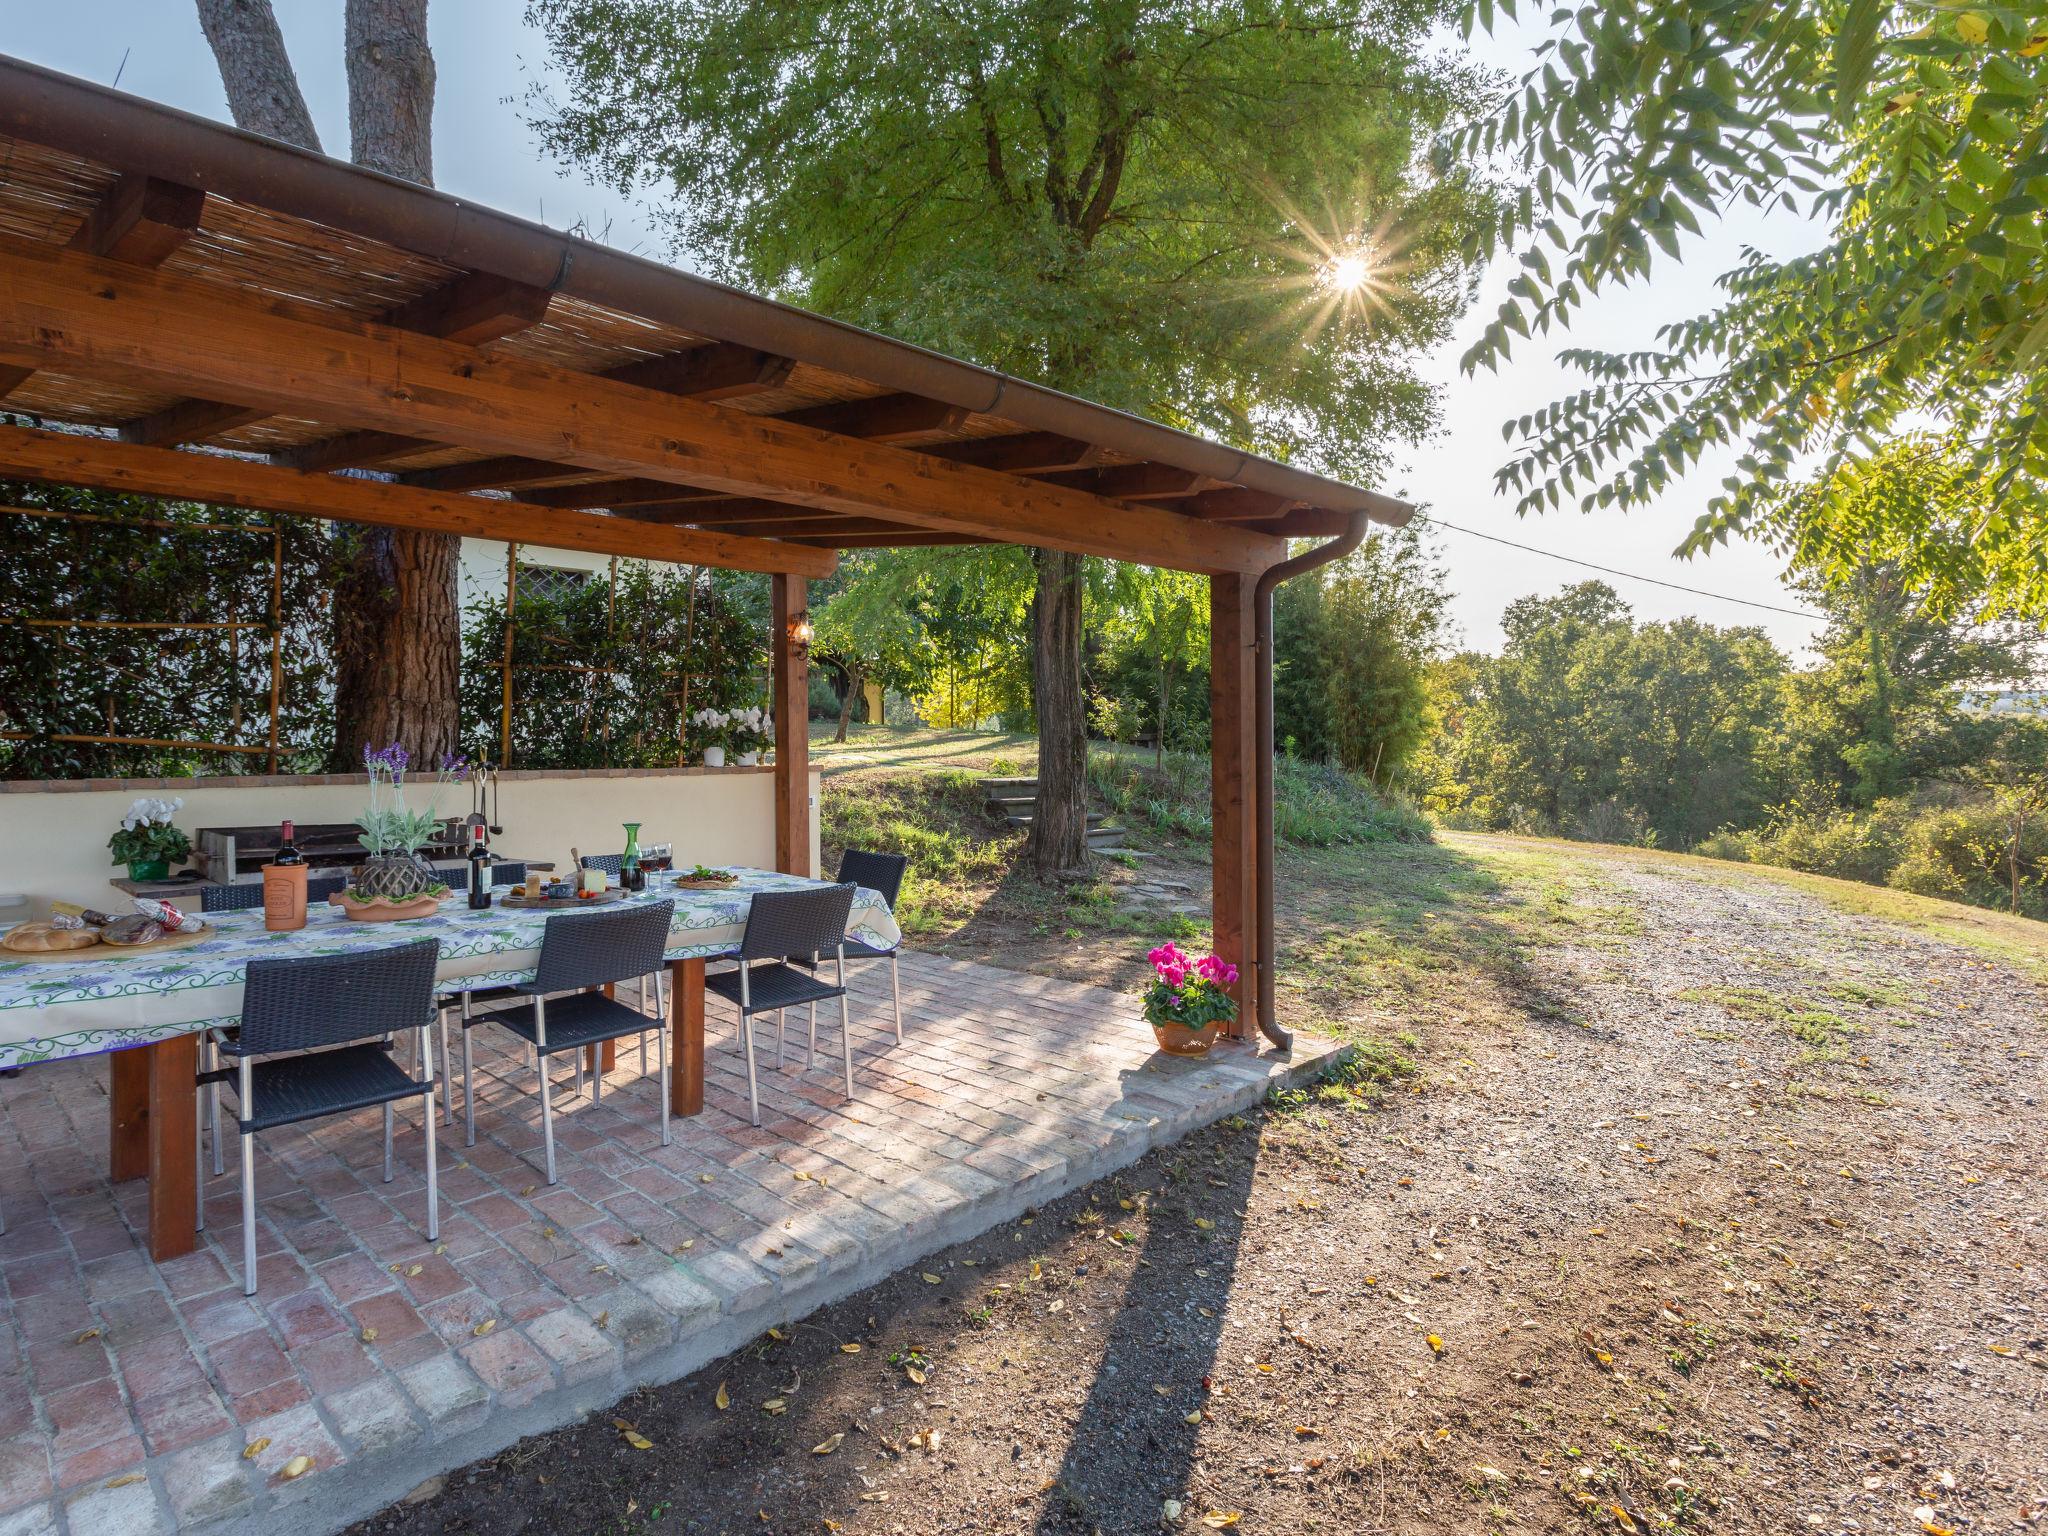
[{"left": 1086, "top": 747, "right": 1432, "bottom": 848}]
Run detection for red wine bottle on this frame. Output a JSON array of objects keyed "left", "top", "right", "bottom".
[{"left": 274, "top": 820, "right": 304, "bottom": 866}]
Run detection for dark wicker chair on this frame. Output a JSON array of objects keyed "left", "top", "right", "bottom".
[
  {"left": 462, "top": 900, "right": 675, "bottom": 1185},
  {"left": 489, "top": 860, "right": 529, "bottom": 887},
  {"left": 578, "top": 853, "right": 623, "bottom": 878},
  {"left": 197, "top": 939, "right": 441, "bottom": 1295},
  {"left": 832, "top": 849, "right": 908, "bottom": 1041},
  {"left": 200, "top": 874, "right": 347, "bottom": 913},
  {"left": 706, "top": 884, "right": 857, "bottom": 1127}
]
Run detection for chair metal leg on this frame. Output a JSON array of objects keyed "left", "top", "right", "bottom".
[
  {"left": 238, "top": 1056, "right": 256, "bottom": 1295},
  {"left": 538, "top": 1052, "right": 559, "bottom": 1185},
  {"left": 890, "top": 952, "right": 903, "bottom": 1042},
  {"left": 593, "top": 1044, "right": 603, "bottom": 1103},
  {"left": 438, "top": 1009, "right": 454, "bottom": 1125},
  {"left": 421, "top": 1028, "right": 440, "bottom": 1242},
  {"left": 775, "top": 1009, "right": 785, "bottom": 1071},
  {"left": 206, "top": 1035, "right": 224, "bottom": 1177},
  {"left": 193, "top": 1064, "right": 206, "bottom": 1233},
  {"left": 808, "top": 1002, "right": 818, "bottom": 1066},
  {"left": 742, "top": 1009, "right": 761, "bottom": 1127},
  {"left": 838, "top": 947, "right": 853, "bottom": 1098},
  {"left": 657, "top": 1009, "right": 672, "bottom": 1149},
  {"left": 382, "top": 1103, "right": 395, "bottom": 1183},
  {"left": 574, "top": 1046, "right": 584, "bottom": 1099},
  {"left": 536, "top": 999, "right": 561, "bottom": 1187},
  {"left": 462, "top": 1013, "right": 477, "bottom": 1149}
]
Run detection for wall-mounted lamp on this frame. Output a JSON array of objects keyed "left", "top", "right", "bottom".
[{"left": 788, "top": 610, "right": 814, "bottom": 655}]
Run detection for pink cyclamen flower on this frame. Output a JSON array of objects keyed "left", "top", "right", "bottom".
[{"left": 1160, "top": 962, "right": 1188, "bottom": 990}]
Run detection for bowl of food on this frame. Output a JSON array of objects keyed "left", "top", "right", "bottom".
[{"left": 674, "top": 864, "right": 739, "bottom": 890}]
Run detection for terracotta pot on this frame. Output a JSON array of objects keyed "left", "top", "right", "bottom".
[
  {"left": 1150, "top": 1020, "right": 1223, "bottom": 1057},
  {"left": 328, "top": 889, "right": 445, "bottom": 922}
]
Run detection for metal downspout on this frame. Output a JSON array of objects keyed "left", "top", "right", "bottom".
[{"left": 1250, "top": 513, "right": 1370, "bottom": 1053}]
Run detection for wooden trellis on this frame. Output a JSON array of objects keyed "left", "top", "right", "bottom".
[{"left": 0, "top": 503, "right": 285, "bottom": 771}]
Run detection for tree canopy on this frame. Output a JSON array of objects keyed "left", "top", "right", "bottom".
[
  {"left": 529, "top": 0, "right": 1497, "bottom": 480},
  {"left": 1456, "top": 1, "right": 2048, "bottom": 617}
]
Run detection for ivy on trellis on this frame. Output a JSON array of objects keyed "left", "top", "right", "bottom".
[
  {"left": 0, "top": 477, "right": 339, "bottom": 781},
  {"left": 457, "top": 560, "right": 771, "bottom": 770}
]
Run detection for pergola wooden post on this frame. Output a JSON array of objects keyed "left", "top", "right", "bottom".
[
  {"left": 772, "top": 573, "right": 813, "bottom": 877},
  {"left": 1209, "top": 574, "right": 1261, "bottom": 1040}
]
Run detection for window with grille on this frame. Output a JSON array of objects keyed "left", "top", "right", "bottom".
[{"left": 516, "top": 563, "right": 591, "bottom": 606}]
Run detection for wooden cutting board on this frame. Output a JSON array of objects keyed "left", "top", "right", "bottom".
[
  {"left": 1, "top": 922, "right": 213, "bottom": 962},
  {"left": 497, "top": 889, "right": 630, "bottom": 910}
]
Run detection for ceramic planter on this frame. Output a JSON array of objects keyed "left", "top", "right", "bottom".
[
  {"left": 736, "top": 750, "right": 760, "bottom": 766},
  {"left": 703, "top": 745, "right": 726, "bottom": 768},
  {"left": 125, "top": 858, "right": 170, "bottom": 882},
  {"left": 1150, "top": 1020, "right": 1223, "bottom": 1056},
  {"left": 329, "top": 888, "right": 446, "bottom": 922}
]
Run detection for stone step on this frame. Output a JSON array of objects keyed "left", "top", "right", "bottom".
[
  {"left": 1003, "top": 811, "right": 1107, "bottom": 827},
  {"left": 981, "top": 777, "right": 1039, "bottom": 792}
]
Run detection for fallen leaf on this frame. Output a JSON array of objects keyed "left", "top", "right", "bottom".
[
  {"left": 858, "top": 1492, "right": 889, "bottom": 1502},
  {"left": 1194, "top": 1218, "right": 1216, "bottom": 1231},
  {"left": 471, "top": 1319, "right": 496, "bottom": 1338},
  {"left": 906, "top": 1364, "right": 927, "bottom": 1384},
  {"left": 622, "top": 1429, "right": 654, "bottom": 1451},
  {"left": 921, "top": 1273, "right": 942, "bottom": 1284},
  {"left": 242, "top": 1439, "right": 271, "bottom": 1460},
  {"left": 279, "top": 1455, "right": 315, "bottom": 1480},
  {"left": 1426, "top": 1334, "right": 1444, "bottom": 1354},
  {"left": 714, "top": 1382, "right": 730, "bottom": 1411},
  {"left": 594, "top": 1311, "right": 610, "bottom": 1331},
  {"left": 812, "top": 1433, "right": 844, "bottom": 1455},
  {"left": 699, "top": 1173, "right": 715, "bottom": 1183},
  {"left": 75, "top": 1329, "right": 100, "bottom": 1345},
  {"left": 1185, "top": 1409, "right": 1204, "bottom": 1424},
  {"left": 359, "top": 1328, "right": 377, "bottom": 1343},
  {"left": 104, "top": 1474, "right": 145, "bottom": 1489},
  {"left": 840, "top": 1342, "right": 862, "bottom": 1353},
  {"left": 762, "top": 1398, "right": 788, "bottom": 1415},
  {"left": 1202, "top": 1513, "right": 1241, "bottom": 1528},
  {"left": 407, "top": 1264, "right": 423, "bottom": 1278},
  {"left": 767, "top": 1327, "right": 789, "bottom": 1341}
]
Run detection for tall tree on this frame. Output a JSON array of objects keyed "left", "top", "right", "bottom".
[
  {"left": 1457, "top": 2, "right": 2048, "bottom": 618},
  {"left": 528, "top": 0, "right": 1494, "bottom": 873},
  {"left": 196, "top": 0, "right": 460, "bottom": 767}
]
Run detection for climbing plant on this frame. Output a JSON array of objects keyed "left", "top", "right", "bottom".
[{"left": 0, "top": 477, "right": 338, "bottom": 780}]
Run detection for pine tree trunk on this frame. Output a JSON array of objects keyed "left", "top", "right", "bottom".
[
  {"left": 194, "top": 0, "right": 323, "bottom": 151},
  {"left": 198, "top": 0, "right": 460, "bottom": 769},
  {"left": 333, "top": 0, "right": 457, "bottom": 764},
  {"left": 346, "top": 0, "right": 436, "bottom": 184},
  {"left": 1026, "top": 547, "right": 1089, "bottom": 877},
  {"left": 331, "top": 525, "right": 461, "bottom": 761}
]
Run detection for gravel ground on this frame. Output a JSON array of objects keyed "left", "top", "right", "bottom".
[{"left": 350, "top": 838, "right": 2048, "bottom": 1536}]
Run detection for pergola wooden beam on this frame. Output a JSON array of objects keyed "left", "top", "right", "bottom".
[
  {"left": 131, "top": 269, "right": 561, "bottom": 451},
  {"left": 923, "top": 432, "right": 1104, "bottom": 474},
  {"left": 0, "top": 237, "right": 1282, "bottom": 573},
  {"left": 1039, "top": 463, "right": 1214, "bottom": 500},
  {"left": 0, "top": 173, "right": 204, "bottom": 401},
  {"left": 1183, "top": 487, "right": 1303, "bottom": 522},
  {"left": 0, "top": 423, "right": 836, "bottom": 578},
  {"left": 375, "top": 345, "right": 801, "bottom": 490},
  {"left": 777, "top": 391, "right": 969, "bottom": 442}
]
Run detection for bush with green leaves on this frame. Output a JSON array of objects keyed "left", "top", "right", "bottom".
[{"left": 458, "top": 563, "right": 767, "bottom": 768}]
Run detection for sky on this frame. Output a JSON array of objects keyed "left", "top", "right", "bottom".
[{"left": 7, "top": 4, "right": 1831, "bottom": 659}]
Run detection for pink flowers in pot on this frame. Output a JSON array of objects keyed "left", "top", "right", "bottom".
[{"left": 1142, "top": 941, "right": 1239, "bottom": 1032}]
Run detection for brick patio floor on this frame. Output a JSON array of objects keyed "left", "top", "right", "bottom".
[{"left": 0, "top": 952, "right": 1335, "bottom": 1536}]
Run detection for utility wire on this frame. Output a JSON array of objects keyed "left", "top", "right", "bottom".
[{"left": 1409, "top": 512, "right": 1823, "bottom": 621}]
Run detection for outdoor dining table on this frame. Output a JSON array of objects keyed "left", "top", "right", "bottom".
[{"left": 0, "top": 868, "right": 902, "bottom": 1260}]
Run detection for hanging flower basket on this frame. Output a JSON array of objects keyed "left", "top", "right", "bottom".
[{"left": 1141, "top": 942, "right": 1238, "bottom": 1056}]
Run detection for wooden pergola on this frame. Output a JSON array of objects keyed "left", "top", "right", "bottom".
[{"left": 0, "top": 57, "right": 1411, "bottom": 1253}]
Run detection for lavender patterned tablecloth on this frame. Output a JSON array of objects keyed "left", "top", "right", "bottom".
[{"left": 0, "top": 868, "right": 899, "bottom": 1068}]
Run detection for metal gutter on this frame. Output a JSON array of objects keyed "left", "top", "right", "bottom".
[
  {"left": 0, "top": 55, "right": 1414, "bottom": 528},
  {"left": 1248, "top": 515, "right": 1371, "bottom": 1053}
]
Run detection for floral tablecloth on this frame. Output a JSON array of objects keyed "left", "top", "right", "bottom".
[{"left": 0, "top": 869, "right": 900, "bottom": 1068}]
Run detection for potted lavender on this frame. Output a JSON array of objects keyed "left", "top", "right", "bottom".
[{"left": 340, "top": 745, "right": 464, "bottom": 920}]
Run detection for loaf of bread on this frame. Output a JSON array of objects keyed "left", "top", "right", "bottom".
[{"left": 1, "top": 922, "right": 102, "bottom": 953}]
